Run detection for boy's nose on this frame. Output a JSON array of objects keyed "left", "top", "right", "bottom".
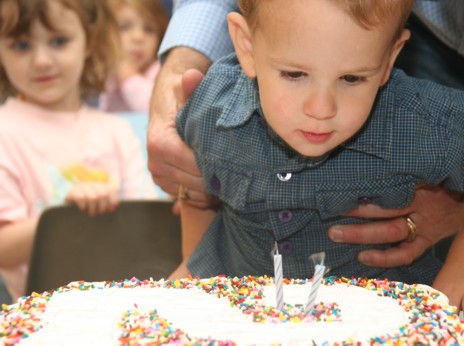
[{"left": 303, "top": 87, "right": 336, "bottom": 120}]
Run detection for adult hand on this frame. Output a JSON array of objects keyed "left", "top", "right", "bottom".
[
  {"left": 328, "top": 186, "right": 464, "bottom": 267},
  {"left": 147, "top": 47, "right": 215, "bottom": 208}
]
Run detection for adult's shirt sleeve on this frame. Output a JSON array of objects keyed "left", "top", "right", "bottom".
[
  {"left": 413, "top": 0, "right": 464, "bottom": 56},
  {"left": 158, "top": 0, "right": 238, "bottom": 62}
]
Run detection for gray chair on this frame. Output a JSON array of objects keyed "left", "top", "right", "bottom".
[{"left": 26, "top": 200, "right": 181, "bottom": 295}]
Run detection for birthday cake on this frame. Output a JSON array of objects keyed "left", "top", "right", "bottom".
[{"left": 1, "top": 276, "right": 463, "bottom": 345}]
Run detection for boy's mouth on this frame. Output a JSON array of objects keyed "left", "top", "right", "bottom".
[{"left": 300, "top": 130, "right": 332, "bottom": 143}]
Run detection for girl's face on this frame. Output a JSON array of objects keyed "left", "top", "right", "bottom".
[
  {"left": 116, "top": 4, "right": 159, "bottom": 72},
  {"left": 0, "top": 1, "right": 88, "bottom": 112}
]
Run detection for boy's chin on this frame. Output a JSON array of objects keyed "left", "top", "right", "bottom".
[{"left": 292, "top": 145, "right": 334, "bottom": 160}]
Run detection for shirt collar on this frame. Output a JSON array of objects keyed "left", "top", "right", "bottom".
[
  {"left": 341, "top": 70, "right": 411, "bottom": 161},
  {"left": 216, "top": 71, "right": 261, "bottom": 128},
  {"left": 340, "top": 90, "right": 395, "bottom": 161}
]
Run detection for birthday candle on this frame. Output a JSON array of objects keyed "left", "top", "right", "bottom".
[
  {"left": 273, "top": 245, "right": 284, "bottom": 311},
  {"left": 304, "top": 263, "right": 325, "bottom": 315}
]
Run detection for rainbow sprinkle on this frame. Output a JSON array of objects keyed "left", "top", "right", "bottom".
[
  {"left": 118, "top": 304, "right": 235, "bottom": 346},
  {"left": 0, "top": 291, "right": 52, "bottom": 344}
]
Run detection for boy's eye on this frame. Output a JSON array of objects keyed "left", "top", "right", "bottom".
[
  {"left": 280, "top": 71, "right": 306, "bottom": 80},
  {"left": 50, "top": 36, "right": 68, "bottom": 47},
  {"left": 341, "top": 75, "right": 366, "bottom": 84}
]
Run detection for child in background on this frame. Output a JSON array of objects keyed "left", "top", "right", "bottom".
[
  {"left": 0, "top": 0, "right": 158, "bottom": 302},
  {"left": 99, "top": 0, "right": 169, "bottom": 112},
  {"left": 174, "top": 0, "right": 464, "bottom": 309}
]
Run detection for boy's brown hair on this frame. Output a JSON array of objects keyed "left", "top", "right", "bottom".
[
  {"left": 238, "top": 0, "right": 414, "bottom": 40},
  {"left": 108, "top": 0, "right": 169, "bottom": 54},
  {"left": 0, "top": 0, "right": 120, "bottom": 100}
]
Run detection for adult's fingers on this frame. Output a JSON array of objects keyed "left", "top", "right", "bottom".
[
  {"left": 347, "top": 187, "right": 464, "bottom": 241},
  {"left": 356, "top": 235, "right": 433, "bottom": 267},
  {"left": 149, "top": 145, "right": 203, "bottom": 195},
  {"left": 176, "top": 186, "right": 220, "bottom": 210},
  {"left": 147, "top": 126, "right": 201, "bottom": 191},
  {"left": 328, "top": 217, "right": 410, "bottom": 244},
  {"left": 333, "top": 186, "right": 464, "bottom": 249}
]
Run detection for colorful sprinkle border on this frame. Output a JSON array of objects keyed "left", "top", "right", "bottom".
[{"left": 1, "top": 276, "right": 463, "bottom": 345}]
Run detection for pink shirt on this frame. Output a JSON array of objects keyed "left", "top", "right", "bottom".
[
  {"left": 99, "top": 61, "right": 161, "bottom": 112},
  {"left": 0, "top": 98, "right": 157, "bottom": 301}
]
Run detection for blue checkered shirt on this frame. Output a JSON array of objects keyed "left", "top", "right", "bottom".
[
  {"left": 177, "top": 54, "right": 464, "bottom": 286},
  {"left": 159, "top": 0, "right": 236, "bottom": 61}
]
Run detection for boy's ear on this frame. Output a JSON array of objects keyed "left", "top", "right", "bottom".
[
  {"left": 380, "top": 29, "right": 411, "bottom": 85},
  {"left": 227, "top": 12, "right": 256, "bottom": 78}
]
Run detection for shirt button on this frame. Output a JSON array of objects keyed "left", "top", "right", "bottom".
[
  {"left": 209, "top": 175, "right": 221, "bottom": 192},
  {"left": 278, "top": 210, "right": 293, "bottom": 223},
  {"left": 277, "top": 173, "right": 292, "bottom": 181},
  {"left": 279, "top": 240, "right": 293, "bottom": 255},
  {"left": 357, "top": 196, "right": 372, "bottom": 205}
]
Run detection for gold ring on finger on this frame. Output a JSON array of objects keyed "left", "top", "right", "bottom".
[
  {"left": 178, "top": 184, "right": 189, "bottom": 200},
  {"left": 405, "top": 216, "right": 417, "bottom": 242}
]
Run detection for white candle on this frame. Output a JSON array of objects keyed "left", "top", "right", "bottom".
[
  {"left": 273, "top": 247, "right": 284, "bottom": 311},
  {"left": 304, "top": 263, "right": 325, "bottom": 315}
]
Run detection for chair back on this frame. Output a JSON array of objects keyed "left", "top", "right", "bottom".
[{"left": 26, "top": 200, "right": 181, "bottom": 295}]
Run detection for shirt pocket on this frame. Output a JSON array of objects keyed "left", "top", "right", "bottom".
[
  {"left": 315, "top": 175, "right": 415, "bottom": 220},
  {"left": 202, "top": 156, "right": 252, "bottom": 211}
]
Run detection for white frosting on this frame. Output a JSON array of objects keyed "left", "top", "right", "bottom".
[{"left": 19, "top": 282, "right": 412, "bottom": 345}]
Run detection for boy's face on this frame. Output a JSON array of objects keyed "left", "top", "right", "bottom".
[
  {"left": 0, "top": 1, "right": 87, "bottom": 111},
  {"left": 116, "top": 5, "right": 159, "bottom": 73},
  {"left": 229, "top": 0, "right": 409, "bottom": 157}
]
